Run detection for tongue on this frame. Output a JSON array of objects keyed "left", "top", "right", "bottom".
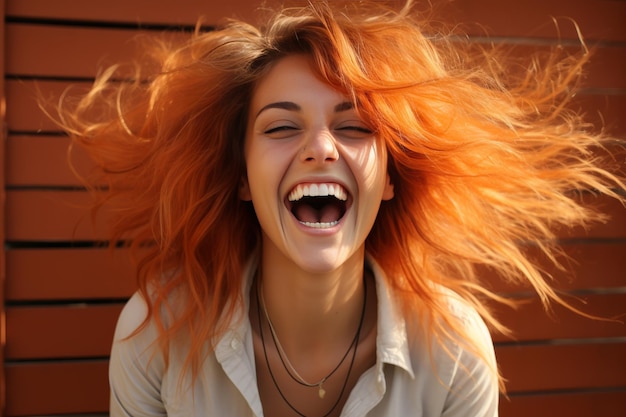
[{"left": 295, "top": 204, "right": 341, "bottom": 224}]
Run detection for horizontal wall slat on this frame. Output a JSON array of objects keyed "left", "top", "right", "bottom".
[
  {"left": 6, "top": 0, "right": 626, "bottom": 42},
  {"left": 6, "top": 190, "right": 113, "bottom": 241},
  {"left": 8, "top": 80, "right": 624, "bottom": 137},
  {"left": 500, "top": 390, "right": 626, "bottom": 417},
  {"left": 497, "top": 44, "right": 626, "bottom": 91},
  {"left": 6, "top": 0, "right": 258, "bottom": 26},
  {"left": 5, "top": 361, "right": 109, "bottom": 416},
  {"left": 554, "top": 243, "right": 626, "bottom": 290},
  {"left": 7, "top": 22, "right": 626, "bottom": 83},
  {"left": 6, "top": 23, "right": 626, "bottom": 89},
  {"left": 7, "top": 296, "right": 624, "bottom": 361},
  {"left": 5, "top": 80, "right": 90, "bottom": 133},
  {"left": 5, "top": 304, "right": 123, "bottom": 359},
  {"left": 584, "top": 45, "right": 626, "bottom": 90},
  {"left": 5, "top": 295, "right": 624, "bottom": 357},
  {"left": 491, "top": 293, "right": 626, "bottom": 343},
  {"left": 5, "top": 190, "right": 623, "bottom": 242},
  {"left": 557, "top": 194, "right": 626, "bottom": 239},
  {"left": 7, "top": 135, "right": 623, "bottom": 188},
  {"left": 573, "top": 94, "right": 626, "bottom": 138},
  {"left": 435, "top": 0, "right": 626, "bottom": 42},
  {"left": 496, "top": 342, "right": 626, "bottom": 392},
  {"left": 485, "top": 242, "right": 626, "bottom": 293},
  {"left": 5, "top": 248, "right": 135, "bottom": 301},
  {"left": 5, "top": 192, "right": 623, "bottom": 244},
  {"left": 6, "top": 134, "right": 95, "bottom": 187},
  {"left": 6, "top": 347, "right": 625, "bottom": 416},
  {"left": 6, "top": 23, "right": 186, "bottom": 78},
  {"left": 5, "top": 344, "right": 625, "bottom": 416}
]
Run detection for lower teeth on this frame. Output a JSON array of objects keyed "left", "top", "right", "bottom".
[{"left": 300, "top": 220, "right": 339, "bottom": 228}]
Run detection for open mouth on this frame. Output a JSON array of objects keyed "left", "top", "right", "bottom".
[{"left": 287, "top": 183, "right": 348, "bottom": 228}]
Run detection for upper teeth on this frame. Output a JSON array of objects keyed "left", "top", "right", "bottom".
[{"left": 288, "top": 183, "right": 348, "bottom": 202}]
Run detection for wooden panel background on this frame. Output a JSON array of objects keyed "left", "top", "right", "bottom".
[
  {"left": 0, "top": 0, "right": 6, "bottom": 413},
  {"left": 2, "top": 0, "right": 625, "bottom": 416}
]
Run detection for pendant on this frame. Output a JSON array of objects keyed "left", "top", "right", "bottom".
[{"left": 318, "top": 384, "right": 326, "bottom": 399}]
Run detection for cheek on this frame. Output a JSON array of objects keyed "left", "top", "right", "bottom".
[
  {"left": 346, "top": 143, "right": 388, "bottom": 192},
  {"left": 246, "top": 160, "right": 272, "bottom": 198},
  {"left": 244, "top": 145, "right": 285, "bottom": 203}
]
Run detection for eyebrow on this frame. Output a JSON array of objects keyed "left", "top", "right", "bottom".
[
  {"left": 255, "top": 101, "right": 354, "bottom": 118},
  {"left": 334, "top": 101, "right": 354, "bottom": 112},
  {"left": 256, "top": 101, "right": 300, "bottom": 118}
]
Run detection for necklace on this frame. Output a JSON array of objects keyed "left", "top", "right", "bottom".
[
  {"left": 256, "top": 275, "right": 367, "bottom": 417},
  {"left": 259, "top": 280, "right": 365, "bottom": 399}
]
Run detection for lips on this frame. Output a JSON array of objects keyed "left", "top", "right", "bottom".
[{"left": 287, "top": 183, "right": 349, "bottom": 228}]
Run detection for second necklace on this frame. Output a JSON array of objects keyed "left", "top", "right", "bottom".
[{"left": 257, "top": 274, "right": 367, "bottom": 416}]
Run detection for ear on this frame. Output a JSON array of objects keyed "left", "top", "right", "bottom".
[
  {"left": 239, "top": 175, "right": 252, "bottom": 201},
  {"left": 382, "top": 173, "right": 394, "bottom": 201}
]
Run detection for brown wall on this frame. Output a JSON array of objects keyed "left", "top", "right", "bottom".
[{"left": 2, "top": 0, "right": 625, "bottom": 415}]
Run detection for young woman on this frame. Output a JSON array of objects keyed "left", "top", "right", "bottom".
[{"left": 59, "top": 1, "right": 624, "bottom": 416}]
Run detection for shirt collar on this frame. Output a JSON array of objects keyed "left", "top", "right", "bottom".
[
  {"left": 366, "top": 253, "right": 415, "bottom": 379},
  {"left": 216, "top": 251, "right": 415, "bottom": 380}
]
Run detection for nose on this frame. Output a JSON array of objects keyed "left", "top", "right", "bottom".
[{"left": 300, "top": 129, "right": 339, "bottom": 164}]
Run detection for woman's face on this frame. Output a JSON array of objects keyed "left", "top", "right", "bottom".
[{"left": 241, "top": 55, "right": 394, "bottom": 274}]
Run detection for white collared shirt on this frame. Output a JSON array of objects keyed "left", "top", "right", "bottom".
[{"left": 109, "top": 255, "right": 499, "bottom": 416}]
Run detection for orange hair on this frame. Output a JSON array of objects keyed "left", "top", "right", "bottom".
[{"left": 58, "top": 1, "right": 625, "bottom": 385}]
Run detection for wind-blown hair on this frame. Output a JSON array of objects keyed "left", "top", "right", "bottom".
[{"left": 59, "top": 1, "right": 624, "bottom": 384}]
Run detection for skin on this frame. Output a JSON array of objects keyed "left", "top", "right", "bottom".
[{"left": 241, "top": 54, "right": 394, "bottom": 415}]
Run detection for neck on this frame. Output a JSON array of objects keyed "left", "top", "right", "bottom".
[{"left": 257, "top": 243, "right": 368, "bottom": 361}]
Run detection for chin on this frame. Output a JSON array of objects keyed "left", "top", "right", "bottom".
[{"left": 289, "top": 247, "right": 360, "bottom": 275}]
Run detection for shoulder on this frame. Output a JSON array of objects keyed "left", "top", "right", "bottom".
[
  {"left": 442, "top": 290, "right": 494, "bottom": 356},
  {"left": 109, "top": 292, "right": 168, "bottom": 416},
  {"left": 373, "top": 284, "right": 499, "bottom": 416},
  {"left": 114, "top": 291, "right": 152, "bottom": 340},
  {"left": 110, "top": 290, "right": 164, "bottom": 373},
  {"left": 429, "top": 290, "right": 499, "bottom": 416}
]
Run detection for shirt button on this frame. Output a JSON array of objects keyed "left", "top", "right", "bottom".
[
  {"left": 231, "top": 338, "right": 241, "bottom": 350},
  {"left": 377, "top": 374, "right": 385, "bottom": 394}
]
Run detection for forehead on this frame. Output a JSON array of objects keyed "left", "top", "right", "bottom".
[{"left": 250, "top": 55, "right": 348, "bottom": 111}]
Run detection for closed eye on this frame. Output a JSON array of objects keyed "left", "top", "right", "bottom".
[
  {"left": 335, "top": 125, "right": 374, "bottom": 139},
  {"left": 263, "top": 124, "right": 302, "bottom": 139},
  {"left": 337, "top": 126, "right": 373, "bottom": 133},
  {"left": 265, "top": 125, "right": 299, "bottom": 134}
]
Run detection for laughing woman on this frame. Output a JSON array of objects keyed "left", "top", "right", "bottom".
[{"left": 59, "top": 1, "right": 624, "bottom": 416}]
